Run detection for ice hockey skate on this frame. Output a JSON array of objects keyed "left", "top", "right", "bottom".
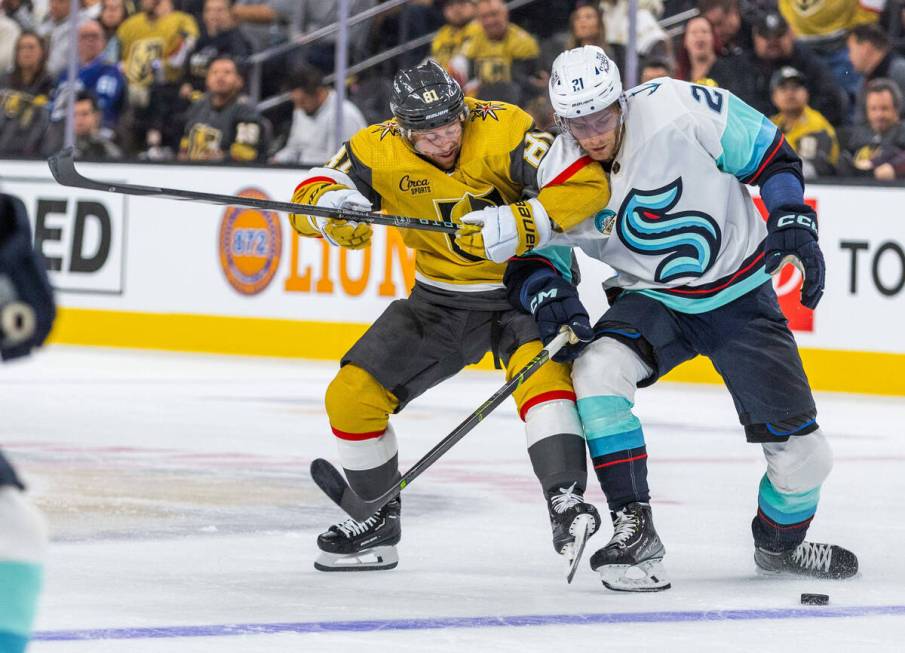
[
  {"left": 547, "top": 483, "right": 601, "bottom": 583},
  {"left": 590, "top": 502, "right": 671, "bottom": 592},
  {"left": 314, "top": 498, "right": 401, "bottom": 572},
  {"left": 754, "top": 541, "right": 859, "bottom": 579}
]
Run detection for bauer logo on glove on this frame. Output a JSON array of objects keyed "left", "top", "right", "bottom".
[{"left": 455, "top": 198, "right": 553, "bottom": 263}]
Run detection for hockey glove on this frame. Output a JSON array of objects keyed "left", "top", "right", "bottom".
[
  {"left": 455, "top": 198, "right": 552, "bottom": 263},
  {"left": 0, "top": 194, "right": 56, "bottom": 361},
  {"left": 317, "top": 189, "right": 374, "bottom": 250},
  {"left": 514, "top": 267, "right": 593, "bottom": 363},
  {"left": 764, "top": 205, "right": 825, "bottom": 309}
]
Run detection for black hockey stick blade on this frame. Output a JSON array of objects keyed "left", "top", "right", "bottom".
[
  {"left": 310, "top": 458, "right": 386, "bottom": 521},
  {"left": 309, "top": 330, "right": 573, "bottom": 520},
  {"left": 47, "top": 148, "right": 458, "bottom": 234}
]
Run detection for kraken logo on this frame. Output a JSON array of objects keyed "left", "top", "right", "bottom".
[{"left": 616, "top": 178, "right": 721, "bottom": 283}]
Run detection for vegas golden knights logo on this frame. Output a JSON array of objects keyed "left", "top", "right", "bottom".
[
  {"left": 434, "top": 187, "right": 505, "bottom": 262},
  {"left": 125, "top": 38, "right": 164, "bottom": 86},
  {"left": 187, "top": 123, "right": 223, "bottom": 159}
]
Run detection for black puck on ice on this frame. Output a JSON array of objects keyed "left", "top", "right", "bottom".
[{"left": 801, "top": 593, "right": 829, "bottom": 605}]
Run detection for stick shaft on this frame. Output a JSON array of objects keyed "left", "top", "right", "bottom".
[{"left": 47, "top": 148, "right": 458, "bottom": 234}]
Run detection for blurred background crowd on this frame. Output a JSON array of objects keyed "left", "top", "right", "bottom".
[{"left": 3, "top": 0, "right": 905, "bottom": 181}]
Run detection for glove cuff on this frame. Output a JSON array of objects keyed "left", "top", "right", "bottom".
[{"left": 516, "top": 198, "right": 553, "bottom": 254}]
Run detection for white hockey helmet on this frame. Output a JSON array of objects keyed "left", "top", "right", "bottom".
[{"left": 549, "top": 45, "right": 623, "bottom": 138}]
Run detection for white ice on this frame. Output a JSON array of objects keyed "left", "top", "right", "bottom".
[{"left": 2, "top": 345, "right": 904, "bottom": 653}]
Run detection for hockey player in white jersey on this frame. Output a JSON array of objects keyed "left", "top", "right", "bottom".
[{"left": 457, "top": 45, "right": 858, "bottom": 591}]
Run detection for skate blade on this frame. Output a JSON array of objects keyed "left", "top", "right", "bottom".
[
  {"left": 314, "top": 545, "right": 399, "bottom": 572},
  {"left": 597, "top": 557, "right": 671, "bottom": 592},
  {"left": 563, "top": 514, "right": 595, "bottom": 584}
]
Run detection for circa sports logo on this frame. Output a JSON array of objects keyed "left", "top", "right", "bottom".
[
  {"left": 218, "top": 187, "right": 283, "bottom": 295},
  {"left": 399, "top": 175, "right": 431, "bottom": 195},
  {"left": 615, "top": 178, "right": 721, "bottom": 284}
]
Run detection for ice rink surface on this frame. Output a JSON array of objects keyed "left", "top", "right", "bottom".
[{"left": 2, "top": 345, "right": 904, "bottom": 653}]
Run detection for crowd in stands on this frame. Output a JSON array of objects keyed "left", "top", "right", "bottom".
[{"left": 3, "top": 0, "right": 905, "bottom": 180}]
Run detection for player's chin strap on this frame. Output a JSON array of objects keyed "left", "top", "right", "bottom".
[
  {"left": 310, "top": 328, "right": 576, "bottom": 521},
  {"left": 46, "top": 148, "right": 458, "bottom": 235}
]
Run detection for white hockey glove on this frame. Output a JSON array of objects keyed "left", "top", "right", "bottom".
[
  {"left": 454, "top": 198, "right": 552, "bottom": 263},
  {"left": 317, "top": 189, "right": 374, "bottom": 250}
]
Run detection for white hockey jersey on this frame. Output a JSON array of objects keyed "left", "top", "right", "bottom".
[{"left": 545, "top": 77, "right": 786, "bottom": 314}]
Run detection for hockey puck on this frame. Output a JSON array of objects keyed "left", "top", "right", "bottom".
[{"left": 801, "top": 593, "right": 829, "bottom": 605}]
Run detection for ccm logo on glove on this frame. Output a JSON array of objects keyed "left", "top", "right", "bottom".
[{"left": 776, "top": 214, "right": 816, "bottom": 232}]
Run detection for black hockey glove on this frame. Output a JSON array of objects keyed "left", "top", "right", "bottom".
[
  {"left": 764, "top": 205, "right": 825, "bottom": 310},
  {"left": 0, "top": 194, "right": 56, "bottom": 361},
  {"left": 505, "top": 261, "right": 593, "bottom": 362}
]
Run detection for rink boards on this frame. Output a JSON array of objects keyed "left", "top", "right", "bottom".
[{"left": 1, "top": 159, "right": 903, "bottom": 395}]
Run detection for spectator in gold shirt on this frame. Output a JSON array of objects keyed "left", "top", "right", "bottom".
[
  {"left": 769, "top": 66, "right": 839, "bottom": 180},
  {"left": 430, "top": 0, "right": 481, "bottom": 86},
  {"left": 117, "top": 0, "right": 198, "bottom": 152},
  {"left": 463, "top": 0, "right": 541, "bottom": 104}
]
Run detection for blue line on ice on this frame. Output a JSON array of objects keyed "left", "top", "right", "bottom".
[{"left": 33, "top": 605, "right": 905, "bottom": 641}]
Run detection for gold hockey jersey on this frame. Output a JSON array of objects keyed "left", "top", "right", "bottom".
[
  {"left": 779, "top": 0, "right": 881, "bottom": 41},
  {"left": 431, "top": 21, "right": 483, "bottom": 69},
  {"left": 291, "top": 97, "right": 609, "bottom": 290}
]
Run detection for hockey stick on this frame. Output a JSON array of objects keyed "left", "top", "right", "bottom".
[
  {"left": 46, "top": 148, "right": 458, "bottom": 234},
  {"left": 310, "top": 329, "right": 574, "bottom": 521}
]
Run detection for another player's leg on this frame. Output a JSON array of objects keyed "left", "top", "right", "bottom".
[
  {"left": 752, "top": 430, "right": 857, "bottom": 579},
  {"left": 316, "top": 364, "right": 402, "bottom": 571},
  {"left": 0, "top": 453, "right": 47, "bottom": 653},
  {"left": 709, "top": 285, "right": 858, "bottom": 579},
  {"left": 572, "top": 337, "right": 670, "bottom": 591},
  {"left": 509, "top": 339, "right": 601, "bottom": 572}
]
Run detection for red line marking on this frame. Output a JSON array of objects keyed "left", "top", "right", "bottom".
[
  {"left": 292, "top": 176, "right": 338, "bottom": 195},
  {"left": 331, "top": 427, "right": 386, "bottom": 441},
  {"left": 746, "top": 134, "right": 785, "bottom": 185},
  {"left": 594, "top": 453, "right": 648, "bottom": 469},
  {"left": 519, "top": 390, "right": 576, "bottom": 421},
  {"left": 666, "top": 251, "right": 764, "bottom": 296},
  {"left": 544, "top": 155, "right": 594, "bottom": 187}
]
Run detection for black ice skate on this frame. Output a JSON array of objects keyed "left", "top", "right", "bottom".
[
  {"left": 754, "top": 541, "right": 859, "bottom": 579},
  {"left": 314, "top": 498, "right": 401, "bottom": 572},
  {"left": 590, "top": 502, "right": 671, "bottom": 592},
  {"left": 547, "top": 483, "right": 601, "bottom": 583}
]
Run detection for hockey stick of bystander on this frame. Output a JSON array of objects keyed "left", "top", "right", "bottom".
[
  {"left": 311, "top": 329, "right": 574, "bottom": 520},
  {"left": 46, "top": 148, "right": 458, "bottom": 234}
]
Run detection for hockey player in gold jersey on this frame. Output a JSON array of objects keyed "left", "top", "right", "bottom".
[{"left": 289, "top": 60, "right": 609, "bottom": 573}]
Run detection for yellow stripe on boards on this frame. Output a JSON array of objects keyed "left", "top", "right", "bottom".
[{"left": 49, "top": 308, "right": 905, "bottom": 396}]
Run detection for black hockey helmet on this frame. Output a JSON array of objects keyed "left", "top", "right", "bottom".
[{"left": 390, "top": 59, "right": 467, "bottom": 132}]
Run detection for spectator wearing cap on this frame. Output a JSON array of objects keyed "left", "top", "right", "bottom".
[
  {"left": 710, "top": 10, "right": 847, "bottom": 126},
  {"left": 770, "top": 66, "right": 839, "bottom": 179},
  {"left": 271, "top": 64, "right": 366, "bottom": 165},
  {"left": 848, "top": 24, "right": 905, "bottom": 124},
  {"left": 839, "top": 78, "right": 905, "bottom": 180}
]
